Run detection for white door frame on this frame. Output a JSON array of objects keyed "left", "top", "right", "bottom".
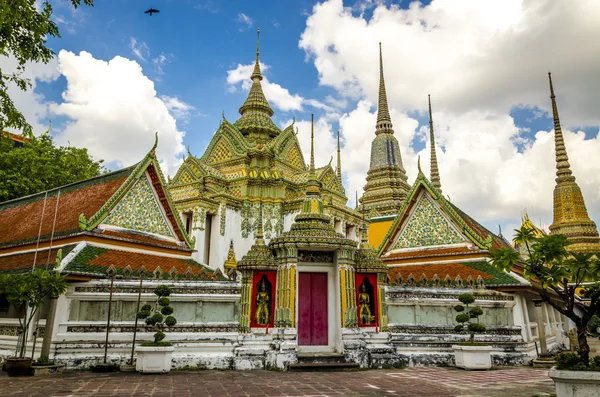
[{"left": 295, "top": 263, "right": 340, "bottom": 353}]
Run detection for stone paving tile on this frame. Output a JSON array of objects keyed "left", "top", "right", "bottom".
[{"left": 0, "top": 367, "right": 555, "bottom": 397}]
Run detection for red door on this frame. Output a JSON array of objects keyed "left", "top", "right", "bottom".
[{"left": 298, "top": 272, "right": 328, "bottom": 346}]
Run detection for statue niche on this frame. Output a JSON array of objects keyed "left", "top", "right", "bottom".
[
  {"left": 254, "top": 274, "right": 273, "bottom": 326},
  {"left": 358, "top": 276, "right": 376, "bottom": 326}
]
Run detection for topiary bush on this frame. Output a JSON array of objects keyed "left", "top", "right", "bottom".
[
  {"left": 137, "top": 285, "right": 177, "bottom": 346},
  {"left": 556, "top": 352, "right": 600, "bottom": 371},
  {"left": 453, "top": 293, "right": 486, "bottom": 344}
]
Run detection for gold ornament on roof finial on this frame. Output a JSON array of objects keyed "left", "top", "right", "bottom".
[{"left": 257, "top": 26, "right": 261, "bottom": 55}]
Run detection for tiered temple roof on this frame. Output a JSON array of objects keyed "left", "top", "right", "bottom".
[{"left": 0, "top": 137, "right": 218, "bottom": 279}]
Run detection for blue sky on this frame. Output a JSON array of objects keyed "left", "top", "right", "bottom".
[
  {"left": 39, "top": 0, "right": 563, "bottom": 155},
  {"left": 6, "top": 0, "right": 600, "bottom": 236}
]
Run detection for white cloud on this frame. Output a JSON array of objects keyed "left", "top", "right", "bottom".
[
  {"left": 236, "top": 13, "right": 253, "bottom": 31},
  {"left": 51, "top": 50, "right": 186, "bottom": 176},
  {"left": 129, "top": 37, "right": 149, "bottom": 62},
  {"left": 299, "top": 0, "right": 600, "bottom": 234},
  {"left": 226, "top": 62, "right": 332, "bottom": 113},
  {"left": 153, "top": 54, "right": 171, "bottom": 75},
  {"left": 0, "top": 55, "right": 60, "bottom": 135},
  {"left": 160, "top": 95, "right": 199, "bottom": 121}
]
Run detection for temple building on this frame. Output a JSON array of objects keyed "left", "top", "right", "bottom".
[
  {"left": 167, "top": 29, "right": 362, "bottom": 273},
  {"left": 0, "top": 31, "right": 590, "bottom": 370}
]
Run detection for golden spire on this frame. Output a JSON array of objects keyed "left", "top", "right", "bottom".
[
  {"left": 428, "top": 94, "right": 441, "bottom": 191},
  {"left": 548, "top": 72, "right": 575, "bottom": 184},
  {"left": 336, "top": 130, "right": 342, "bottom": 183},
  {"left": 547, "top": 72, "right": 600, "bottom": 253},
  {"left": 375, "top": 42, "right": 394, "bottom": 135},
  {"left": 310, "top": 114, "right": 315, "bottom": 174}
]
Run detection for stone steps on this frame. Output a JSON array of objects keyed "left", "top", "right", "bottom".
[{"left": 289, "top": 353, "right": 359, "bottom": 372}]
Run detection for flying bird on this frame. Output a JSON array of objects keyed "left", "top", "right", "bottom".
[{"left": 145, "top": 8, "right": 159, "bottom": 16}]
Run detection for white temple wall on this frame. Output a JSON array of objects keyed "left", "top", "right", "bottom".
[{"left": 1, "top": 279, "right": 243, "bottom": 369}]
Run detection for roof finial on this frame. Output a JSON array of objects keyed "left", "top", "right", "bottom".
[
  {"left": 310, "top": 114, "right": 315, "bottom": 174},
  {"left": 375, "top": 42, "right": 393, "bottom": 135},
  {"left": 355, "top": 190, "right": 359, "bottom": 209},
  {"left": 417, "top": 155, "right": 422, "bottom": 174},
  {"left": 251, "top": 27, "right": 263, "bottom": 81},
  {"left": 548, "top": 72, "right": 575, "bottom": 183},
  {"left": 336, "top": 130, "right": 342, "bottom": 183},
  {"left": 428, "top": 94, "right": 441, "bottom": 191}
]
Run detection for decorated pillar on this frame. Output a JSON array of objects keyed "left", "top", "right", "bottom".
[{"left": 338, "top": 248, "right": 358, "bottom": 328}]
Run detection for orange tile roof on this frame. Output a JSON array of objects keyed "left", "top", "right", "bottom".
[
  {"left": 0, "top": 168, "right": 132, "bottom": 248},
  {"left": 0, "top": 245, "right": 76, "bottom": 274},
  {"left": 64, "top": 245, "right": 213, "bottom": 278},
  {"left": 388, "top": 263, "right": 493, "bottom": 282},
  {"left": 94, "top": 229, "right": 185, "bottom": 249},
  {"left": 448, "top": 203, "right": 510, "bottom": 250},
  {"left": 387, "top": 260, "right": 522, "bottom": 286},
  {"left": 382, "top": 246, "right": 479, "bottom": 261}
]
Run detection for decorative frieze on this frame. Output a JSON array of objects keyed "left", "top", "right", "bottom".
[
  {"left": 67, "top": 324, "right": 238, "bottom": 333},
  {"left": 297, "top": 250, "right": 334, "bottom": 263},
  {"left": 73, "top": 285, "right": 240, "bottom": 295}
]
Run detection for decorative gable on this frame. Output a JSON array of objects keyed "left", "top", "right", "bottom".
[
  {"left": 284, "top": 143, "right": 305, "bottom": 170},
  {"left": 391, "top": 192, "right": 465, "bottom": 249},
  {"left": 104, "top": 174, "right": 174, "bottom": 238},
  {"left": 206, "top": 137, "right": 233, "bottom": 164}
]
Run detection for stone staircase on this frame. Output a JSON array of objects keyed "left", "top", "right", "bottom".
[{"left": 288, "top": 352, "right": 359, "bottom": 372}]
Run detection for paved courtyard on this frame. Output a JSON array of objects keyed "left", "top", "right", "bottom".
[{"left": 0, "top": 367, "right": 556, "bottom": 397}]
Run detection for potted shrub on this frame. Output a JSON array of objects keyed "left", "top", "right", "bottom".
[
  {"left": 452, "top": 293, "right": 493, "bottom": 370},
  {"left": 0, "top": 269, "right": 67, "bottom": 377},
  {"left": 135, "top": 285, "right": 177, "bottom": 373},
  {"left": 490, "top": 228, "right": 600, "bottom": 396}
]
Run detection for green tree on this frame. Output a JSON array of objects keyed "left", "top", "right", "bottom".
[
  {"left": 0, "top": 0, "right": 94, "bottom": 136},
  {"left": 0, "top": 268, "right": 68, "bottom": 358},
  {"left": 0, "top": 131, "right": 105, "bottom": 202},
  {"left": 489, "top": 227, "right": 600, "bottom": 365}
]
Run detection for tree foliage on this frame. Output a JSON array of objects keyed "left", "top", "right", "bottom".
[
  {"left": 137, "top": 285, "right": 177, "bottom": 346},
  {"left": 453, "top": 293, "right": 486, "bottom": 344},
  {"left": 489, "top": 227, "right": 600, "bottom": 365},
  {"left": 0, "top": 269, "right": 68, "bottom": 358},
  {"left": 0, "top": 131, "right": 105, "bottom": 202},
  {"left": 0, "top": 0, "right": 94, "bottom": 136}
]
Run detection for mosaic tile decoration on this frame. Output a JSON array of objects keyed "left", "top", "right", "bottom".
[
  {"left": 105, "top": 175, "right": 173, "bottom": 238},
  {"left": 392, "top": 193, "right": 464, "bottom": 249}
]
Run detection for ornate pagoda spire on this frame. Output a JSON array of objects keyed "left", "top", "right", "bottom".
[
  {"left": 336, "top": 130, "right": 342, "bottom": 184},
  {"left": 306, "top": 114, "right": 321, "bottom": 200},
  {"left": 547, "top": 72, "right": 600, "bottom": 253},
  {"left": 376, "top": 42, "right": 393, "bottom": 135},
  {"left": 361, "top": 42, "right": 410, "bottom": 217},
  {"left": 428, "top": 94, "right": 441, "bottom": 191},
  {"left": 234, "top": 27, "right": 280, "bottom": 140}
]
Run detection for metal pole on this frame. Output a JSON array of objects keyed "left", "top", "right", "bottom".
[
  {"left": 103, "top": 273, "right": 115, "bottom": 364},
  {"left": 129, "top": 273, "right": 144, "bottom": 365}
]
